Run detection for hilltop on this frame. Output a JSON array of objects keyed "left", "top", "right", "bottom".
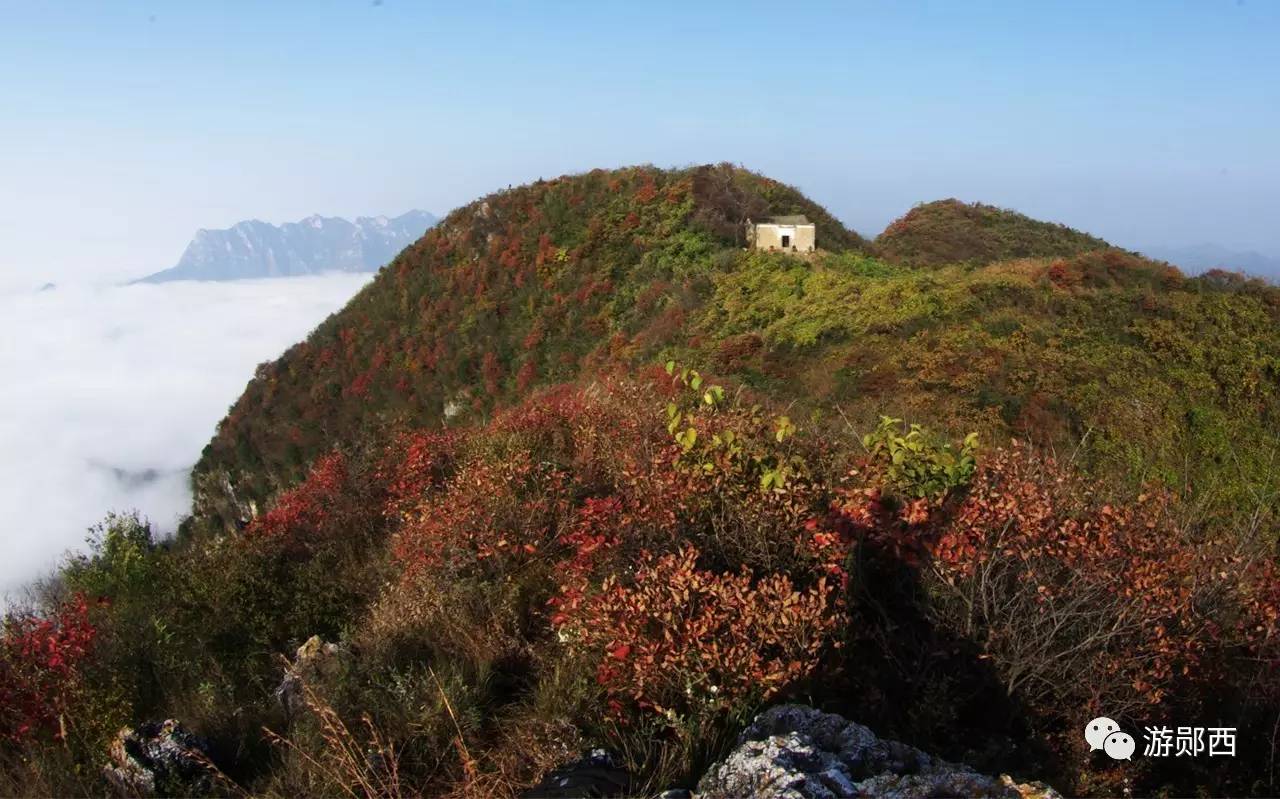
[
  {"left": 190, "top": 165, "right": 872, "bottom": 526},
  {"left": 873, "top": 198, "right": 1115, "bottom": 266},
  {"left": 4, "top": 165, "right": 1279, "bottom": 799},
  {"left": 135, "top": 210, "right": 437, "bottom": 283}
]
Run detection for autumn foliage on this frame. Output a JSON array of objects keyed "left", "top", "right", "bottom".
[
  {"left": 0, "top": 596, "right": 97, "bottom": 746},
  {"left": 374, "top": 430, "right": 458, "bottom": 521},
  {"left": 555, "top": 544, "right": 842, "bottom": 723},
  {"left": 368, "top": 370, "right": 1280, "bottom": 790},
  {"left": 376, "top": 373, "right": 852, "bottom": 743},
  {"left": 245, "top": 451, "right": 348, "bottom": 539},
  {"left": 10, "top": 165, "right": 1280, "bottom": 797},
  {"left": 874, "top": 198, "right": 1113, "bottom": 266},
  {"left": 9, "top": 368, "right": 1280, "bottom": 797},
  {"left": 815, "top": 436, "right": 1280, "bottom": 775}
]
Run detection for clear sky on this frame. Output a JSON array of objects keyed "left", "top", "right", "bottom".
[{"left": 2, "top": 0, "right": 1277, "bottom": 287}]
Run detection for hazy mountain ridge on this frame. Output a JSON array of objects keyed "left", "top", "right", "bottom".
[
  {"left": 135, "top": 209, "right": 437, "bottom": 283},
  {"left": 1140, "top": 242, "right": 1280, "bottom": 279}
]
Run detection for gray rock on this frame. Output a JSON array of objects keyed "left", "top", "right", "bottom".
[
  {"left": 275, "top": 635, "right": 350, "bottom": 720},
  {"left": 523, "top": 748, "right": 631, "bottom": 797},
  {"left": 103, "top": 719, "right": 218, "bottom": 797},
  {"left": 696, "top": 705, "right": 1059, "bottom": 799}
]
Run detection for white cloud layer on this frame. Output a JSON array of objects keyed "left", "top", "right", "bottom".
[{"left": 0, "top": 274, "right": 371, "bottom": 599}]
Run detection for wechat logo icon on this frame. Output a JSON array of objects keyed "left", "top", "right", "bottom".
[{"left": 1086, "top": 716, "right": 1135, "bottom": 761}]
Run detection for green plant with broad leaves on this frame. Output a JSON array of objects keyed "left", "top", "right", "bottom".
[{"left": 862, "top": 415, "right": 978, "bottom": 500}]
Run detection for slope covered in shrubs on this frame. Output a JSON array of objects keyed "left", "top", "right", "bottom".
[
  {"left": 873, "top": 198, "right": 1116, "bottom": 266},
  {"left": 5, "top": 370, "right": 1278, "bottom": 796},
  {"left": 5, "top": 165, "right": 1280, "bottom": 796}
]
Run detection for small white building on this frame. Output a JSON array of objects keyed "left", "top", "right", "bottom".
[{"left": 746, "top": 215, "right": 816, "bottom": 253}]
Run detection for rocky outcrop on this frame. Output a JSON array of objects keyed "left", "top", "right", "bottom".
[
  {"left": 523, "top": 748, "right": 632, "bottom": 798},
  {"left": 275, "top": 635, "right": 351, "bottom": 720},
  {"left": 522, "top": 705, "right": 1059, "bottom": 799},
  {"left": 103, "top": 719, "right": 218, "bottom": 797},
  {"left": 696, "top": 705, "right": 1059, "bottom": 799}
]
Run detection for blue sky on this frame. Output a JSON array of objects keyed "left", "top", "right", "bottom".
[{"left": 2, "top": 0, "right": 1277, "bottom": 286}]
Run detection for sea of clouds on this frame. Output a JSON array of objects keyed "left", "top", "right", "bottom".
[{"left": 0, "top": 273, "right": 372, "bottom": 600}]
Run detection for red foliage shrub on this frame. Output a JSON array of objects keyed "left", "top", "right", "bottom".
[
  {"left": 1046, "top": 259, "right": 1078, "bottom": 289},
  {"left": 0, "top": 595, "right": 97, "bottom": 745},
  {"left": 632, "top": 305, "right": 686, "bottom": 350},
  {"left": 338, "top": 327, "right": 358, "bottom": 352},
  {"left": 515, "top": 360, "right": 538, "bottom": 394},
  {"left": 818, "top": 443, "right": 1280, "bottom": 722},
  {"left": 711, "top": 333, "right": 763, "bottom": 374},
  {"left": 347, "top": 369, "right": 374, "bottom": 399},
  {"left": 633, "top": 280, "right": 671, "bottom": 317},
  {"left": 481, "top": 351, "right": 503, "bottom": 396},
  {"left": 634, "top": 176, "right": 658, "bottom": 204},
  {"left": 554, "top": 545, "right": 843, "bottom": 722},
  {"left": 246, "top": 452, "right": 348, "bottom": 539},
  {"left": 498, "top": 231, "right": 523, "bottom": 270},
  {"left": 376, "top": 430, "right": 458, "bottom": 521},
  {"left": 932, "top": 448, "right": 1212, "bottom": 709},
  {"left": 535, "top": 233, "right": 557, "bottom": 267},
  {"left": 315, "top": 345, "right": 337, "bottom": 368},
  {"left": 392, "top": 455, "right": 573, "bottom": 579},
  {"left": 521, "top": 320, "right": 545, "bottom": 351},
  {"left": 545, "top": 498, "right": 621, "bottom": 621}
]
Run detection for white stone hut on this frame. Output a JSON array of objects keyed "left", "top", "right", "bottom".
[{"left": 746, "top": 215, "right": 816, "bottom": 252}]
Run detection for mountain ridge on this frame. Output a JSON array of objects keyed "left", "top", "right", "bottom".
[
  {"left": 134, "top": 209, "right": 437, "bottom": 283},
  {"left": 188, "top": 164, "right": 1280, "bottom": 539},
  {"left": 8, "top": 164, "right": 1279, "bottom": 799},
  {"left": 1140, "top": 241, "right": 1280, "bottom": 279}
]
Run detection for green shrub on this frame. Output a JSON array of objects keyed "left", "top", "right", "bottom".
[{"left": 861, "top": 416, "right": 978, "bottom": 500}]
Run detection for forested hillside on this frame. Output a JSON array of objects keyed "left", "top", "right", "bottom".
[
  {"left": 190, "top": 165, "right": 872, "bottom": 529},
  {"left": 5, "top": 165, "right": 1279, "bottom": 798},
  {"left": 194, "top": 165, "right": 1280, "bottom": 535}
]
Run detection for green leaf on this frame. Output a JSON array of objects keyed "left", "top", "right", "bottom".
[{"left": 682, "top": 427, "right": 698, "bottom": 451}]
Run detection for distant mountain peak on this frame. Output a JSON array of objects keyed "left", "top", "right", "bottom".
[
  {"left": 134, "top": 209, "right": 438, "bottom": 283},
  {"left": 1140, "top": 242, "right": 1280, "bottom": 279}
]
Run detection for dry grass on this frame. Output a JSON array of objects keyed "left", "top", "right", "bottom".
[{"left": 264, "top": 680, "right": 403, "bottom": 799}]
